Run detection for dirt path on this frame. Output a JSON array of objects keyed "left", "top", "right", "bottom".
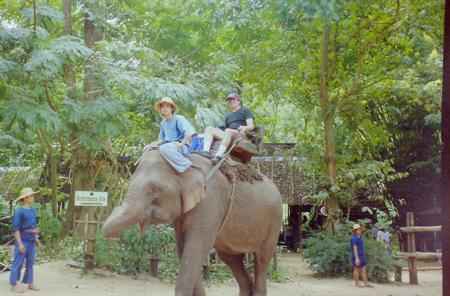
[{"left": 0, "top": 254, "right": 442, "bottom": 296}]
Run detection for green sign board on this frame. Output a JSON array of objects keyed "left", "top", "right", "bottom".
[{"left": 75, "top": 191, "right": 108, "bottom": 207}]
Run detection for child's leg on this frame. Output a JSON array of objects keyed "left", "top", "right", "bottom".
[
  {"left": 9, "top": 243, "right": 26, "bottom": 287},
  {"left": 352, "top": 267, "right": 360, "bottom": 286},
  {"left": 361, "top": 266, "right": 370, "bottom": 286},
  {"left": 22, "top": 241, "right": 36, "bottom": 286}
]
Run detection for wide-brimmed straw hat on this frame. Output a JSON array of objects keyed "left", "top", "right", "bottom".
[
  {"left": 154, "top": 97, "right": 177, "bottom": 113},
  {"left": 352, "top": 224, "right": 361, "bottom": 231},
  {"left": 15, "top": 187, "right": 39, "bottom": 203}
]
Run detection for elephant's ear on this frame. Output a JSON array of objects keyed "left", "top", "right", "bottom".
[{"left": 180, "top": 170, "right": 206, "bottom": 213}]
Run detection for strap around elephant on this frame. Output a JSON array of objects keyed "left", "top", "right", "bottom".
[
  {"left": 216, "top": 177, "right": 236, "bottom": 235},
  {"left": 205, "top": 138, "right": 242, "bottom": 182}
]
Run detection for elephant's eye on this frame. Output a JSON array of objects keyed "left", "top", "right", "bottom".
[
  {"left": 146, "top": 185, "right": 162, "bottom": 195},
  {"left": 151, "top": 197, "right": 161, "bottom": 206}
]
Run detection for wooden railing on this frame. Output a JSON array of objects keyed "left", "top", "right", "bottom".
[{"left": 398, "top": 212, "right": 442, "bottom": 284}]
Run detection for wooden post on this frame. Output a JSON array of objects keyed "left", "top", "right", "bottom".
[
  {"left": 406, "top": 212, "right": 418, "bottom": 284},
  {"left": 85, "top": 208, "right": 97, "bottom": 270},
  {"left": 74, "top": 210, "right": 102, "bottom": 271}
]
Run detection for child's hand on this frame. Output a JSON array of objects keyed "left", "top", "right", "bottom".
[
  {"left": 355, "top": 258, "right": 360, "bottom": 266},
  {"left": 19, "top": 243, "right": 26, "bottom": 254}
]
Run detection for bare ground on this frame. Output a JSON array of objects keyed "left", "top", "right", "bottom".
[{"left": 0, "top": 253, "right": 442, "bottom": 296}]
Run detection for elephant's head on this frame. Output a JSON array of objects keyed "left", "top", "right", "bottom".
[{"left": 102, "top": 150, "right": 206, "bottom": 238}]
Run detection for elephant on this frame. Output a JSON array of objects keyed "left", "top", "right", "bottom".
[{"left": 102, "top": 149, "right": 282, "bottom": 296}]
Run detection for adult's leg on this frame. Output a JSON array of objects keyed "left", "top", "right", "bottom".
[
  {"left": 214, "top": 129, "right": 241, "bottom": 158},
  {"left": 9, "top": 243, "right": 26, "bottom": 292},
  {"left": 22, "top": 241, "right": 37, "bottom": 288},
  {"left": 203, "top": 127, "right": 226, "bottom": 152}
]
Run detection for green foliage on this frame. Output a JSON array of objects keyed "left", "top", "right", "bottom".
[
  {"left": 0, "top": 167, "right": 42, "bottom": 199},
  {"left": 268, "top": 262, "right": 289, "bottom": 283},
  {"left": 303, "top": 159, "right": 406, "bottom": 219},
  {"left": 0, "top": 245, "right": 9, "bottom": 270},
  {"left": 37, "top": 204, "right": 62, "bottom": 245},
  {"left": 93, "top": 225, "right": 177, "bottom": 276},
  {"left": 303, "top": 226, "right": 352, "bottom": 275},
  {"left": 40, "top": 235, "right": 84, "bottom": 262},
  {"left": 21, "top": 5, "right": 64, "bottom": 22},
  {"left": 364, "top": 238, "right": 394, "bottom": 283},
  {"left": 303, "top": 223, "right": 394, "bottom": 283}
]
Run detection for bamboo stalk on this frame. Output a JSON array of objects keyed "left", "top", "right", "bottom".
[
  {"left": 400, "top": 226, "right": 442, "bottom": 233},
  {"left": 398, "top": 252, "right": 442, "bottom": 260}
]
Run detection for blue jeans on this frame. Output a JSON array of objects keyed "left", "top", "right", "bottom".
[
  {"left": 159, "top": 142, "right": 192, "bottom": 173},
  {"left": 9, "top": 240, "right": 36, "bottom": 286}
]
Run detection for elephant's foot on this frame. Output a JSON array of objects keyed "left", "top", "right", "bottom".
[
  {"left": 238, "top": 288, "right": 252, "bottom": 296},
  {"left": 193, "top": 279, "right": 206, "bottom": 296},
  {"left": 252, "top": 290, "right": 267, "bottom": 296}
]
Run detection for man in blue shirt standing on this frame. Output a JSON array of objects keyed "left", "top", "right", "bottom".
[
  {"left": 350, "top": 224, "right": 372, "bottom": 288},
  {"left": 10, "top": 188, "right": 40, "bottom": 293},
  {"left": 149, "top": 97, "right": 196, "bottom": 173}
]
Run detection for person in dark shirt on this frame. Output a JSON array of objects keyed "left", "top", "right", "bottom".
[
  {"left": 10, "top": 188, "right": 41, "bottom": 293},
  {"left": 203, "top": 93, "right": 255, "bottom": 161},
  {"left": 350, "top": 224, "right": 372, "bottom": 288}
]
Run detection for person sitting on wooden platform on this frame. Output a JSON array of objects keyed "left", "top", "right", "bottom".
[{"left": 202, "top": 93, "right": 255, "bottom": 163}]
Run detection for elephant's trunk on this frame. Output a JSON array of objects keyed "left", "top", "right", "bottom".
[{"left": 102, "top": 202, "right": 142, "bottom": 238}]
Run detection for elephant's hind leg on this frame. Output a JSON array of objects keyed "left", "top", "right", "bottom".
[
  {"left": 193, "top": 280, "right": 206, "bottom": 296},
  {"left": 253, "top": 246, "right": 276, "bottom": 296},
  {"left": 217, "top": 252, "right": 253, "bottom": 296}
]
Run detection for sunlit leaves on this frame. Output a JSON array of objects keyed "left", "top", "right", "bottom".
[
  {"left": 50, "top": 36, "right": 93, "bottom": 61},
  {"left": 3, "top": 99, "right": 62, "bottom": 133},
  {"left": 24, "top": 49, "right": 62, "bottom": 79},
  {"left": 22, "top": 5, "right": 64, "bottom": 22}
]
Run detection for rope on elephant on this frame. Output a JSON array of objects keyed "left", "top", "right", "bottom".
[{"left": 217, "top": 176, "right": 236, "bottom": 235}]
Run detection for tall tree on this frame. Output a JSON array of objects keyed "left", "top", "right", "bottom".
[
  {"left": 319, "top": 22, "right": 339, "bottom": 230},
  {"left": 72, "top": 2, "right": 105, "bottom": 270}
]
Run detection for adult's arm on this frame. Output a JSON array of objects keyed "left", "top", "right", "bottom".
[
  {"left": 238, "top": 108, "right": 255, "bottom": 133},
  {"left": 14, "top": 231, "right": 25, "bottom": 253},
  {"left": 12, "top": 210, "right": 25, "bottom": 253}
]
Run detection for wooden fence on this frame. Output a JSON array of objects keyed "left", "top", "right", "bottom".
[{"left": 397, "top": 212, "right": 442, "bottom": 284}]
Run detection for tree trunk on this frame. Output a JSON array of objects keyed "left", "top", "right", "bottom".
[
  {"left": 441, "top": 0, "right": 450, "bottom": 294},
  {"left": 61, "top": 0, "right": 77, "bottom": 235},
  {"left": 49, "top": 149, "right": 58, "bottom": 217},
  {"left": 77, "top": 8, "right": 104, "bottom": 270},
  {"left": 63, "top": 0, "right": 75, "bottom": 96},
  {"left": 319, "top": 23, "right": 339, "bottom": 232}
]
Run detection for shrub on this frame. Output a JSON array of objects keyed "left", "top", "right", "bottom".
[
  {"left": 364, "top": 238, "right": 394, "bottom": 282},
  {"left": 37, "top": 204, "right": 62, "bottom": 246},
  {"left": 94, "top": 225, "right": 178, "bottom": 276},
  {"left": 79, "top": 226, "right": 285, "bottom": 283},
  {"left": 303, "top": 222, "right": 393, "bottom": 283}
]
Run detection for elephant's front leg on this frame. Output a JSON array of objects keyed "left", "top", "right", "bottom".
[{"left": 175, "top": 223, "right": 215, "bottom": 296}]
